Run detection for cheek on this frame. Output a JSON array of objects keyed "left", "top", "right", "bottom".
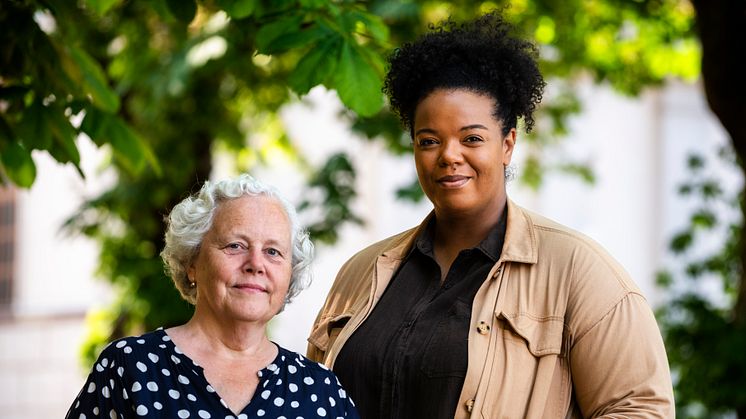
[
  {"left": 273, "top": 265, "right": 293, "bottom": 292},
  {"left": 414, "top": 154, "right": 435, "bottom": 183}
]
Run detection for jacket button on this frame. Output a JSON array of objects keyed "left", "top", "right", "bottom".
[
  {"left": 476, "top": 321, "right": 490, "bottom": 335},
  {"left": 465, "top": 399, "right": 475, "bottom": 413},
  {"left": 491, "top": 266, "right": 502, "bottom": 279}
]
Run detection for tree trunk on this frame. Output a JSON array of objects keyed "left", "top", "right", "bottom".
[{"left": 690, "top": 0, "right": 746, "bottom": 417}]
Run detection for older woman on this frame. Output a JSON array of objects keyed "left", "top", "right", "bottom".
[
  {"left": 67, "top": 174, "right": 359, "bottom": 418},
  {"left": 308, "top": 13, "right": 674, "bottom": 419}
]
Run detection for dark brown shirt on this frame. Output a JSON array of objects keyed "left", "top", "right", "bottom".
[{"left": 334, "top": 211, "right": 507, "bottom": 419}]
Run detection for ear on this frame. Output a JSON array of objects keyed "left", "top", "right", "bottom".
[
  {"left": 502, "top": 128, "right": 517, "bottom": 166},
  {"left": 187, "top": 264, "right": 196, "bottom": 284}
]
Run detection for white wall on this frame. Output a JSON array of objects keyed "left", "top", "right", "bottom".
[{"left": 0, "top": 137, "right": 115, "bottom": 419}]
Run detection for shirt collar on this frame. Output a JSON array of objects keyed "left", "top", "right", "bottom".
[{"left": 410, "top": 206, "right": 508, "bottom": 262}]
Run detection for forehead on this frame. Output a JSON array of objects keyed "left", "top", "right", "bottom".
[
  {"left": 211, "top": 195, "right": 291, "bottom": 240},
  {"left": 414, "top": 89, "right": 499, "bottom": 126}
]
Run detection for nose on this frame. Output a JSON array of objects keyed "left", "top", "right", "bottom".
[
  {"left": 438, "top": 139, "right": 463, "bottom": 167},
  {"left": 243, "top": 249, "right": 265, "bottom": 275}
]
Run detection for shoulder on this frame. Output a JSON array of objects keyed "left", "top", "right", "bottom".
[
  {"left": 101, "top": 329, "right": 168, "bottom": 355},
  {"left": 339, "top": 226, "right": 418, "bottom": 272},
  {"left": 320, "top": 226, "right": 419, "bottom": 313},
  {"left": 516, "top": 205, "right": 635, "bottom": 289},
  {"left": 96, "top": 329, "right": 172, "bottom": 373}
]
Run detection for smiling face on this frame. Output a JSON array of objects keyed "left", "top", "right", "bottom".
[
  {"left": 413, "top": 88, "right": 516, "bottom": 220},
  {"left": 188, "top": 195, "right": 293, "bottom": 326}
]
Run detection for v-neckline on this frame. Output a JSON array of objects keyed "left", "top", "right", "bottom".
[{"left": 159, "top": 328, "right": 282, "bottom": 416}]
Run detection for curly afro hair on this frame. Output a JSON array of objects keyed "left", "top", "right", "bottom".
[{"left": 383, "top": 12, "right": 545, "bottom": 136}]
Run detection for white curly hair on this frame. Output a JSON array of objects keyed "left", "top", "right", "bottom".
[{"left": 160, "top": 174, "right": 313, "bottom": 306}]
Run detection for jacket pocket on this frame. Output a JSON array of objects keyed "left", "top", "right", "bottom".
[
  {"left": 479, "top": 312, "right": 568, "bottom": 418},
  {"left": 308, "top": 313, "right": 353, "bottom": 354},
  {"left": 420, "top": 299, "right": 471, "bottom": 378},
  {"left": 497, "top": 311, "right": 565, "bottom": 357}
]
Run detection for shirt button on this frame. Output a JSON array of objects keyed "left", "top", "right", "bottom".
[
  {"left": 476, "top": 321, "right": 490, "bottom": 335},
  {"left": 465, "top": 399, "right": 475, "bottom": 413}
]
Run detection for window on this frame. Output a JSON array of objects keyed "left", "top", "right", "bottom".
[{"left": 0, "top": 186, "right": 14, "bottom": 308}]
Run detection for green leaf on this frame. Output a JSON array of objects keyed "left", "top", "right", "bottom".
[
  {"left": 68, "top": 46, "right": 120, "bottom": 113},
  {"left": 670, "top": 231, "right": 693, "bottom": 253},
  {"left": 166, "top": 0, "right": 197, "bottom": 23},
  {"left": 558, "top": 163, "right": 596, "bottom": 184},
  {"left": 17, "top": 100, "right": 53, "bottom": 151},
  {"left": 331, "top": 41, "right": 384, "bottom": 116},
  {"left": 254, "top": 15, "right": 304, "bottom": 53},
  {"left": 80, "top": 107, "right": 113, "bottom": 146},
  {"left": 44, "top": 106, "right": 82, "bottom": 175},
  {"left": 259, "top": 24, "right": 330, "bottom": 54},
  {"left": 288, "top": 36, "right": 341, "bottom": 95},
  {"left": 395, "top": 178, "right": 425, "bottom": 202},
  {"left": 0, "top": 140, "right": 37, "bottom": 188},
  {"left": 299, "top": 0, "right": 326, "bottom": 8},
  {"left": 351, "top": 11, "right": 390, "bottom": 42},
  {"left": 691, "top": 209, "right": 716, "bottom": 229},
  {"left": 80, "top": 109, "right": 161, "bottom": 176},
  {"left": 84, "top": 0, "right": 121, "bottom": 16},
  {"left": 216, "top": 0, "right": 257, "bottom": 19},
  {"left": 107, "top": 118, "right": 162, "bottom": 177}
]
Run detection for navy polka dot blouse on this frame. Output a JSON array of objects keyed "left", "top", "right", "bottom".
[{"left": 66, "top": 329, "right": 359, "bottom": 419}]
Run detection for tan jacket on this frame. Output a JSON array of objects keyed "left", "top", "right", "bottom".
[{"left": 307, "top": 200, "right": 674, "bottom": 418}]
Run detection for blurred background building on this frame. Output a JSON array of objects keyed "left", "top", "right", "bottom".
[{"left": 0, "top": 78, "right": 737, "bottom": 418}]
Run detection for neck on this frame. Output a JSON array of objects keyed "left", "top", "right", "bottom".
[
  {"left": 433, "top": 197, "right": 507, "bottom": 249},
  {"left": 431, "top": 197, "right": 507, "bottom": 278},
  {"left": 178, "top": 307, "right": 272, "bottom": 356}
]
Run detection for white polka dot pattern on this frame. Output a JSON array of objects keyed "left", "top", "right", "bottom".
[{"left": 65, "top": 329, "right": 359, "bottom": 419}]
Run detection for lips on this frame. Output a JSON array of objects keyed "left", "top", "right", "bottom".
[
  {"left": 233, "top": 283, "right": 268, "bottom": 293},
  {"left": 437, "top": 175, "right": 471, "bottom": 188}
]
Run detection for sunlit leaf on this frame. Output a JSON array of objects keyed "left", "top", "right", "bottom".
[
  {"left": 216, "top": 0, "right": 257, "bottom": 19},
  {"left": 0, "top": 123, "right": 36, "bottom": 187},
  {"left": 350, "top": 11, "right": 390, "bottom": 42},
  {"left": 69, "top": 46, "right": 120, "bottom": 113},
  {"left": 107, "top": 117, "right": 162, "bottom": 177},
  {"left": 558, "top": 163, "right": 596, "bottom": 184},
  {"left": 84, "top": 0, "right": 121, "bottom": 16},
  {"left": 259, "top": 24, "right": 330, "bottom": 55},
  {"left": 80, "top": 107, "right": 113, "bottom": 146},
  {"left": 47, "top": 108, "right": 80, "bottom": 166},
  {"left": 331, "top": 41, "right": 384, "bottom": 116},
  {"left": 691, "top": 209, "right": 716, "bottom": 229},
  {"left": 254, "top": 14, "right": 304, "bottom": 53},
  {"left": 288, "top": 36, "right": 341, "bottom": 95}
]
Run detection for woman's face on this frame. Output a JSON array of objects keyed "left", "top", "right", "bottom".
[
  {"left": 188, "top": 195, "right": 293, "bottom": 325},
  {"left": 413, "top": 88, "right": 515, "bottom": 219}
]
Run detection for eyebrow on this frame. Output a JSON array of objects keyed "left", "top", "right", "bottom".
[{"left": 414, "top": 124, "right": 489, "bottom": 136}]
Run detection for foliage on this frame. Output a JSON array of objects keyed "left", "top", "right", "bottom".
[
  {"left": 1, "top": 0, "right": 705, "bottom": 381},
  {"left": 657, "top": 148, "right": 746, "bottom": 418}
]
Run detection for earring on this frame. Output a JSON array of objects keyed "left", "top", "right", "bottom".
[{"left": 504, "top": 164, "right": 517, "bottom": 182}]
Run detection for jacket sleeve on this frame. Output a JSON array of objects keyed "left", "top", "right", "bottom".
[{"left": 569, "top": 293, "right": 675, "bottom": 418}]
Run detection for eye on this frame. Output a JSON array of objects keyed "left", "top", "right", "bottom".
[
  {"left": 463, "top": 135, "right": 484, "bottom": 144},
  {"left": 223, "top": 243, "right": 246, "bottom": 254},
  {"left": 265, "top": 248, "right": 282, "bottom": 257},
  {"left": 416, "top": 138, "right": 438, "bottom": 148}
]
